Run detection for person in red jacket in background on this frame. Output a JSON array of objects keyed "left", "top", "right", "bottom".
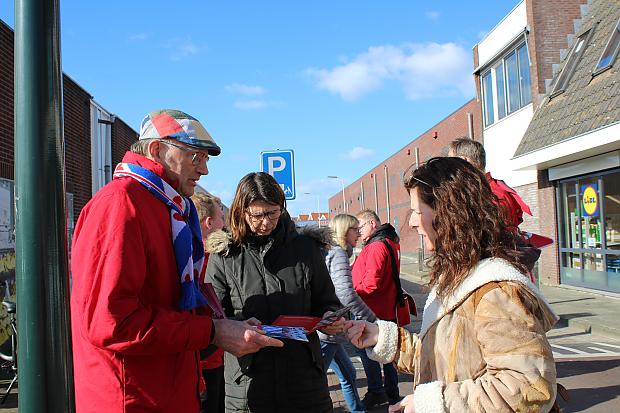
[
  {"left": 448, "top": 137, "right": 532, "bottom": 228},
  {"left": 352, "top": 209, "right": 401, "bottom": 409},
  {"left": 191, "top": 192, "right": 226, "bottom": 413},
  {"left": 70, "top": 109, "right": 282, "bottom": 413},
  {"left": 448, "top": 138, "right": 543, "bottom": 278}
]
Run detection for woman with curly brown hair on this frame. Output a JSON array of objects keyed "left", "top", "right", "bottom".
[{"left": 345, "top": 157, "right": 558, "bottom": 413}]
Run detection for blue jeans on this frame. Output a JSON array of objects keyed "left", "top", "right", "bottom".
[
  {"left": 357, "top": 348, "right": 399, "bottom": 397},
  {"left": 321, "top": 342, "right": 366, "bottom": 413}
]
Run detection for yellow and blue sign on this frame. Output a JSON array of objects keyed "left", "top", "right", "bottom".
[{"left": 581, "top": 184, "right": 599, "bottom": 217}]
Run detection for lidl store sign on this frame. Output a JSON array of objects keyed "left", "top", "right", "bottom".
[{"left": 581, "top": 184, "right": 599, "bottom": 217}]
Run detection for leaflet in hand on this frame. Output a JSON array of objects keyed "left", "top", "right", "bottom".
[
  {"left": 270, "top": 305, "right": 352, "bottom": 334},
  {"left": 261, "top": 325, "right": 308, "bottom": 342}
]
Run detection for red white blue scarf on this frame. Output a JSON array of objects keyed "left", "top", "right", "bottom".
[{"left": 113, "top": 162, "right": 209, "bottom": 311}]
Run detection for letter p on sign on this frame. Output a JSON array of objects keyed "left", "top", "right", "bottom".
[
  {"left": 260, "top": 150, "right": 296, "bottom": 200},
  {"left": 268, "top": 156, "right": 286, "bottom": 174}
]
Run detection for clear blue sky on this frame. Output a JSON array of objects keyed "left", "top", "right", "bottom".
[{"left": 1, "top": 1, "right": 518, "bottom": 216}]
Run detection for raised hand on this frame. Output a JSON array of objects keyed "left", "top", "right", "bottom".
[
  {"left": 213, "top": 318, "right": 283, "bottom": 357},
  {"left": 344, "top": 320, "right": 379, "bottom": 348},
  {"left": 318, "top": 311, "right": 345, "bottom": 335}
]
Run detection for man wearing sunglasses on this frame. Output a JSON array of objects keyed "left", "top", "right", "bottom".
[{"left": 70, "top": 109, "right": 282, "bottom": 413}]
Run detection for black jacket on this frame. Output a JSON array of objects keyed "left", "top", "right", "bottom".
[{"left": 205, "top": 212, "right": 340, "bottom": 413}]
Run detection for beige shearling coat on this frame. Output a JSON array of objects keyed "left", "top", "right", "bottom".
[{"left": 368, "top": 258, "right": 558, "bottom": 413}]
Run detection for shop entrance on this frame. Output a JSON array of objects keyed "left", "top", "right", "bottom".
[{"left": 559, "top": 169, "right": 620, "bottom": 293}]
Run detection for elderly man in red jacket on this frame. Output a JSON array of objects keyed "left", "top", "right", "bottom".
[
  {"left": 448, "top": 137, "right": 532, "bottom": 227},
  {"left": 70, "top": 109, "right": 282, "bottom": 413},
  {"left": 351, "top": 209, "right": 401, "bottom": 408}
]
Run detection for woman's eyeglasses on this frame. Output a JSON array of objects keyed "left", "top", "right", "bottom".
[
  {"left": 246, "top": 209, "right": 282, "bottom": 223},
  {"left": 159, "top": 139, "right": 209, "bottom": 166}
]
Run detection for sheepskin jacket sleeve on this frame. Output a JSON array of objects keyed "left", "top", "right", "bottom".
[{"left": 368, "top": 280, "right": 557, "bottom": 413}]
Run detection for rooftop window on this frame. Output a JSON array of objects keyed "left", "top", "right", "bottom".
[
  {"left": 593, "top": 17, "right": 620, "bottom": 75},
  {"left": 551, "top": 29, "right": 594, "bottom": 97}
]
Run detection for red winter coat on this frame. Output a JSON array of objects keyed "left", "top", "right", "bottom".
[
  {"left": 199, "top": 253, "right": 224, "bottom": 370},
  {"left": 352, "top": 226, "right": 399, "bottom": 321},
  {"left": 486, "top": 172, "right": 532, "bottom": 228},
  {"left": 70, "top": 152, "right": 214, "bottom": 413}
]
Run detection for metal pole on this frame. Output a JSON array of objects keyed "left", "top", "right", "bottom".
[
  {"left": 360, "top": 181, "right": 365, "bottom": 209},
  {"left": 15, "top": 0, "right": 75, "bottom": 411},
  {"left": 384, "top": 165, "right": 390, "bottom": 224},
  {"left": 373, "top": 173, "right": 378, "bottom": 213},
  {"left": 341, "top": 179, "right": 346, "bottom": 214}
]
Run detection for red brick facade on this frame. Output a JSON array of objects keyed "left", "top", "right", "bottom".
[
  {"left": 328, "top": 99, "right": 482, "bottom": 254},
  {"left": 526, "top": 0, "right": 588, "bottom": 107},
  {"left": 0, "top": 21, "right": 15, "bottom": 181},
  {"left": 1, "top": 20, "right": 137, "bottom": 223}
]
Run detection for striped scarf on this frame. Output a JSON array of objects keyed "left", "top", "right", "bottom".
[{"left": 113, "top": 162, "right": 209, "bottom": 311}]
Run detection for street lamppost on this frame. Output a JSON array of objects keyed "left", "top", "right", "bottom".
[
  {"left": 303, "top": 192, "right": 320, "bottom": 214},
  {"left": 327, "top": 176, "right": 346, "bottom": 213},
  {"left": 303, "top": 192, "right": 321, "bottom": 227}
]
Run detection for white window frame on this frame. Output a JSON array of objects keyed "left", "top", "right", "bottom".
[
  {"left": 90, "top": 101, "right": 113, "bottom": 195},
  {"left": 480, "top": 40, "right": 532, "bottom": 127},
  {"left": 593, "top": 17, "right": 620, "bottom": 76}
]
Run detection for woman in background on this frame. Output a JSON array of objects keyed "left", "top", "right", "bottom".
[{"left": 320, "top": 214, "right": 377, "bottom": 413}]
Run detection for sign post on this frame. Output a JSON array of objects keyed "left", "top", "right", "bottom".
[{"left": 261, "top": 150, "right": 296, "bottom": 200}]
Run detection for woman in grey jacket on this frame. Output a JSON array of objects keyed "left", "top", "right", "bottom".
[{"left": 320, "top": 214, "right": 377, "bottom": 413}]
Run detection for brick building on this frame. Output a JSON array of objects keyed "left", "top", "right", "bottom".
[
  {"left": 0, "top": 19, "right": 138, "bottom": 289},
  {"left": 328, "top": 99, "right": 482, "bottom": 255},
  {"left": 513, "top": 0, "right": 620, "bottom": 292},
  {"left": 472, "top": 0, "right": 590, "bottom": 286}
]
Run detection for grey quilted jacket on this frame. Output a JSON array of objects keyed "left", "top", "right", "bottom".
[{"left": 320, "top": 245, "right": 377, "bottom": 344}]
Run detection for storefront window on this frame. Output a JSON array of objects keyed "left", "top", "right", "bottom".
[
  {"left": 559, "top": 169, "right": 620, "bottom": 293},
  {"left": 580, "top": 176, "right": 602, "bottom": 249},
  {"left": 561, "top": 182, "right": 579, "bottom": 248},
  {"left": 603, "top": 173, "right": 620, "bottom": 250}
]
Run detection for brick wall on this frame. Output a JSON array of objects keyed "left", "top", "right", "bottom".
[
  {"left": 112, "top": 117, "right": 138, "bottom": 168},
  {"left": 63, "top": 76, "right": 93, "bottom": 220},
  {"left": 536, "top": 169, "right": 560, "bottom": 284},
  {"left": 0, "top": 21, "right": 14, "bottom": 181},
  {"left": 328, "top": 99, "right": 483, "bottom": 254},
  {"left": 1, "top": 20, "right": 137, "bottom": 223},
  {"left": 518, "top": 182, "right": 539, "bottom": 235},
  {"left": 526, "top": 0, "right": 588, "bottom": 107}
]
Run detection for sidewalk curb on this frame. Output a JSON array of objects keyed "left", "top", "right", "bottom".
[{"left": 558, "top": 315, "right": 620, "bottom": 341}]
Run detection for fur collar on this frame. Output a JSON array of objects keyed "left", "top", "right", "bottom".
[
  {"left": 205, "top": 230, "right": 232, "bottom": 255},
  {"left": 419, "top": 258, "right": 557, "bottom": 338}
]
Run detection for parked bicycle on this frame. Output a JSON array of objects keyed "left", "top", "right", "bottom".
[{"left": 0, "top": 279, "right": 17, "bottom": 404}]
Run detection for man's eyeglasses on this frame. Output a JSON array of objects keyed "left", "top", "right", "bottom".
[
  {"left": 358, "top": 221, "right": 371, "bottom": 231},
  {"left": 159, "top": 139, "right": 209, "bottom": 166},
  {"left": 246, "top": 208, "right": 282, "bottom": 223}
]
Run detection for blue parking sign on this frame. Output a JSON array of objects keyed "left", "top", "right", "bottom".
[{"left": 260, "top": 150, "right": 296, "bottom": 200}]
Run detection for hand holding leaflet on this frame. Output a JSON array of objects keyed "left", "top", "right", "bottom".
[{"left": 269, "top": 305, "right": 352, "bottom": 335}]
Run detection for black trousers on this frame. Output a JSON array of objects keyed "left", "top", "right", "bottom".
[{"left": 201, "top": 365, "right": 225, "bottom": 413}]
